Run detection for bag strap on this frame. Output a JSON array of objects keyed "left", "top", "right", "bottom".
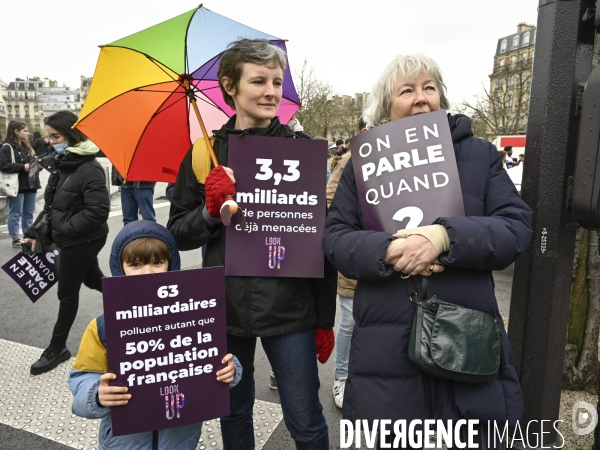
[
  {"left": 3, "top": 143, "right": 15, "bottom": 164},
  {"left": 404, "top": 275, "right": 434, "bottom": 426},
  {"left": 403, "top": 276, "right": 420, "bottom": 305}
]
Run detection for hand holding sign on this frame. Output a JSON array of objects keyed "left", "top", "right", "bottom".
[
  {"left": 205, "top": 166, "right": 238, "bottom": 226},
  {"left": 99, "top": 373, "right": 131, "bottom": 407}
]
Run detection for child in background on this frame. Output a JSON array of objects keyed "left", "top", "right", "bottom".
[{"left": 68, "top": 221, "right": 241, "bottom": 449}]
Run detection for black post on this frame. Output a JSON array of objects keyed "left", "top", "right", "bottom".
[{"left": 508, "top": 0, "right": 595, "bottom": 445}]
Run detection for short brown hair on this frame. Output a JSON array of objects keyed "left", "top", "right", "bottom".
[
  {"left": 218, "top": 38, "right": 287, "bottom": 109},
  {"left": 121, "top": 237, "right": 171, "bottom": 265}
]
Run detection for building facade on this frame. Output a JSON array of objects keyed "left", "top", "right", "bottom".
[
  {"left": 80, "top": 76, "right": 92, "bottom": 110},
  {"left": 327, "top": 92, "right": 369, "bottom": 143},
  {"left": 0, "top": 80, "right": 7, "bottom": 135},
  {"left": 487, "top": 23, "right": 536, "bottom": 137},
  {"left": 1, "top": 77, "right": 81, "bottom": 132}
]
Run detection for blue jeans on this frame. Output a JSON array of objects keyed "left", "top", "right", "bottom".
[
  {"left": 8, "top": 192, "right": 36, "bottom": 239},
  {"left": 334, "top": 295, "right": 355, "bottom": 380},
  {"left": 221, "top": 329, "right": 329, "bottom": 450},
  {"left": 120, "top": 187, "right": 156, "bottom": 225}
]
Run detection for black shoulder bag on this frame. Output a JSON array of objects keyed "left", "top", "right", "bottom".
[{"left": 404, "top": 276, "right": 504, "bottom": 383}]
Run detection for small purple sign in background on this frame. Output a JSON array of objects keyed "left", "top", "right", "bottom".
[
  {"left": 102, "top": 267, "right": 229, "bottom": 436},
  {"left": 1, "top": 244, "right": 60, "bottom": 303},
  {"left": 350, "top": 110, "right": 465, "bottom": 233},
  {"left": 225, "top": 135, "right": 326, "bottom": 278}
]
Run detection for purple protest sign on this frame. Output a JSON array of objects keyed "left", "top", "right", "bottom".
[
  {"left": 225, "top": 135, "right": 326, "bottom": 278},
  {"left": 350, "top": 110, "right": 464, "bottom": 233},
  {"left": 102, "top": 267, "right": 229, "bottom": 436},
  {"left": 1, "top": 244, "right": 60, "bottom": 302}
]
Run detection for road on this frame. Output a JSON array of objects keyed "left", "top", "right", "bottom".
[{"left": 0, "top": 200, "right": 514, "bottom": 450}]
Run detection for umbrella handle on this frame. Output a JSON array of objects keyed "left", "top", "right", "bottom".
[
  {"left": 184, "top": 79, "right": 219, "bottom": 168},
  {"left": 184, "top": 80, "right": 238, "bottom": 216}
]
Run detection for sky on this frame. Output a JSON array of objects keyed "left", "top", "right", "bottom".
[{"left": 1, "top": 0, "right": 539, "bottom": 108}]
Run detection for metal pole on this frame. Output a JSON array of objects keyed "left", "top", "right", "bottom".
[{"left": 508, "top": 0, "right": 595, "bottom": 445}]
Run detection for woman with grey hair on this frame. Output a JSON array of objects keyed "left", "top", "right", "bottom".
[
  {"left": 323, "top": 54, "right": 533, "bottom": 448},
  {"left": 168, "top": 38, "right": 335, "bottom": 450}
]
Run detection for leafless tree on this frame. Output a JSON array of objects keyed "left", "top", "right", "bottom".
[
  {"left": 462, "top": 56, "right": 532, "bottom": 139},
  {"left": 293, "top": 59, "right": 338, "bottom": 138}
]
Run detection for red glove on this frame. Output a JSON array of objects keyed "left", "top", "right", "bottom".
[
  {"left": 315, "top": 328, "right": 334, "bottom": 364},
  {"left": 205, "top": 166, "right": 235, "bottom": 218}
]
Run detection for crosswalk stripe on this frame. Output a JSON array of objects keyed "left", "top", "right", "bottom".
[{"left": 0, "top": 339, "right": 283, "bottom": 449}]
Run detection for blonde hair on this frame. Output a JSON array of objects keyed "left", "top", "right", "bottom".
[{"left": 362, "top": 55, "right": 450, "bottom": 128}]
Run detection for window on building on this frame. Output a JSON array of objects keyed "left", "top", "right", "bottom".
[
  {"left": 25, "top": 83, "right": 29, "bottom": 90},
  {"left": 496, "top": 97, "right": 502, "bottom": 110},
  {"left": 24, "top": 93, "right": 28, "bottom": 99},
  {"left": 499, "top": 58, "right": 505, "bottom": 67},
  {"left": 14, "top": 83, "right": 19, "bottom": 89},
  {"left": 513, "top": 35, "right": 520, "bottom": 48},
  {"left": 495, "top": 79, "right": 503, "bottom": 91},
  {"left": 510, "top": 55, "right": 518, "bottom": 68},
  {"left": 500, "top": 39, "right": 507, "bottom": 53},
  {"left": 508, "top": 76, "right": 514, "bottom": 89},
  {"left": 507, "top": 96, "right": 513, "bottom": 110},
  {"left": 523, "top": 32, "right": 530, "bottom": 46},
  {"left": 7, "top": 92, "right": 11, "bottom": 98}
]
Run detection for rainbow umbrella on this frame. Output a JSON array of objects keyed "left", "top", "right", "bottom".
[{"left": 75, "top": 5, "right": 301, "bottom": 183}]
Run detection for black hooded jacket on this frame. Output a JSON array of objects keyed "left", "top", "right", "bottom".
[
  {"left": 168, "top": 116, "right": 337, "bottom": 337},
  {"left": 0, "top": 140, "right": 40, "bottom": 192},
  {"left": 25, "top": 151, "right": 110, "bottom": 248}
]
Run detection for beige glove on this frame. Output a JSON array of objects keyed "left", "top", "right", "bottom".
[{"left": 386, "top": 225, "right": 450, "bottom": 265}]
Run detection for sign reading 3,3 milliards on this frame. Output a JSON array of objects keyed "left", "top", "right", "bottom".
[
  {"left": 225, "top": 135, "right": 327, "bottom": 278},
  {"left": 255, "top": 159, "right": 300, "bottom": 185}
]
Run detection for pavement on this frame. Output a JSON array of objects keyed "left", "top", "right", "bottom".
[{"left": 0, "top": 197, "right": 514, "bottom": 450}]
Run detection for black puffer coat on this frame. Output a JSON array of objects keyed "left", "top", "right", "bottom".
[
  {"left": 0, "top": 140, "right": 40, "bottom": 192},
  {"left": 24, "top": 150, "right": 110, "bottom": 249},
  {"left": 168, "top": 116, "right": 337, "bottom": 337},
  {"left": 323, "top": 114, "right": 533, "bottom": 426}
]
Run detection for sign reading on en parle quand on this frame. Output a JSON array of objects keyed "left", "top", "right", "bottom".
[
  {"left": 350, "top": 110, "right": 465, "bottom": 234},
  {"left": 1, "top": 244, "right": 60, "bottom": 303}
]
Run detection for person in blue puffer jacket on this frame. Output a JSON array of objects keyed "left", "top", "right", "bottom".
[{"left": 68, "top": 220, "right": 242, "bottom": 450}]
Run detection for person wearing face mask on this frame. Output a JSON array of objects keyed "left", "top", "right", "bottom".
[
  {"left": 23, "top": 110, "right": 110, "bottom": 376},
  {"left": 0, "top": 121, "right": 41, "bottom": 248}
]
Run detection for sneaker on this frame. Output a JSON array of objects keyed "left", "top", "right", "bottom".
[
  {"left": 333, "top": 377, "right": 347, "bottom": 408},
  {"left": 269, "top": 371, "right": 278, "bottom": 390},
  {"left": 30, "top": 346, "right": 71, "bottom": 375},
  {"left": 12, "top": 238, "right": 21, "bottom": 248}
]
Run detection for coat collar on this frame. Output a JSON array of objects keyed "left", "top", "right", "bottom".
[{"left": 214, "top": 116, "right": 296, "bottom": 140}]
